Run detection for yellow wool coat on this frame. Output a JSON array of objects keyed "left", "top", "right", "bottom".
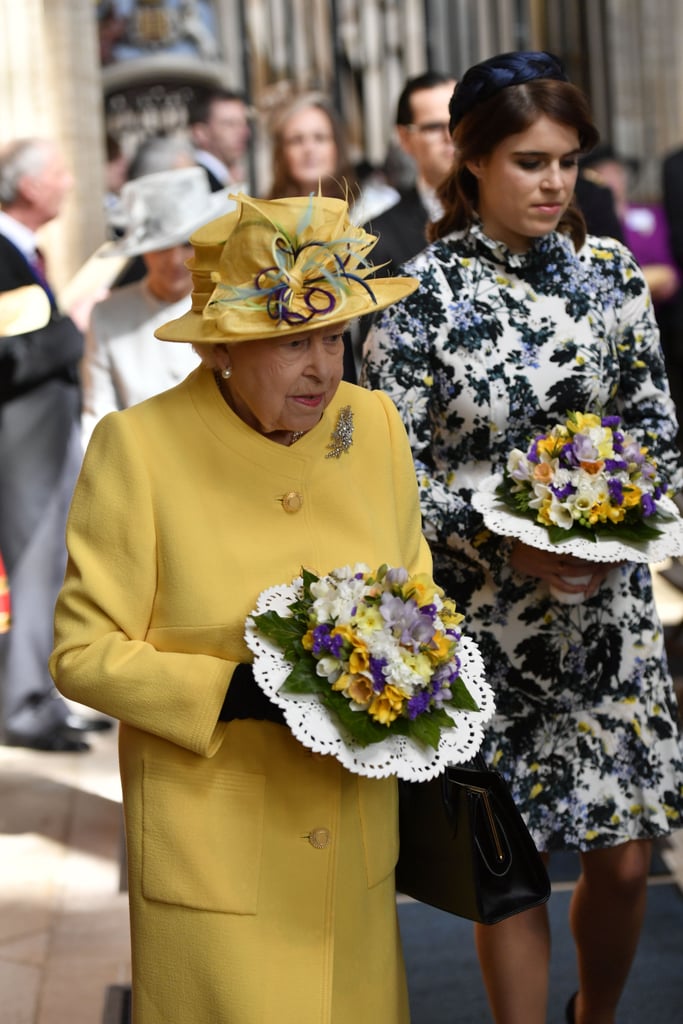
[{"left": 51, "top": 367, "right": 432, "bottom": 1024}]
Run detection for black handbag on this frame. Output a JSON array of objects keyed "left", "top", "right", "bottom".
[{"left": 396, "top": 754, "right": 551, "bottom": 924}]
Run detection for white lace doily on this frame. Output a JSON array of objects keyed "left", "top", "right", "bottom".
[
  {"left": 472, "top": 474, "right": 683, "bottom": 564},
  {"left": 244, "top": 581, "right": 495, "bottom": 781}
]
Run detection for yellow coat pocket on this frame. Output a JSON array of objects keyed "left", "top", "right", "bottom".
[{"left": 142, "top": 761, "right": 265, "bottom": 913}]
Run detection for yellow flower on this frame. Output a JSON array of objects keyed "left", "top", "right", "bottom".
[
  {"left": 349, "top": 645, "right": 370, "bottom": 675},
  {"left": 346, "top": 674, "right": 374, "bottom": 705},
  {"left": 529, "top": 762, "right": 540, "bottom": 772},
  {"left": 440, "top": 597, "right": 464, "bottom": 627},
  {"left": 427, "top": 630, "right": 456, "bottom": 662},
  {"left": 664, "top": 805, "right": 680, "bottom": 821},
  {"left": 331, "top": 623, "right": 355, "bottom": 645},
  {"left": 577, "top": 722, "right": 592, "bottom": 734},
  {"left": 536, "top": 436, "right": 560, "bottom": 457},
  {"left": 332, "top": 672, "right": 374, "bottom": 706},
  {"left": 423, "top": 374, "right": 433, "bottom": 386},
  {"left": 369, "top": 685, "right": 405, "bottom": 725},
  {"left": 404, "top": 650, "right": 433, "bottom": 681},
  {"left": 630, "top": 803, "right": 643, "bottom": 814},
  {"left": 402, "top": 573, "right": 441, "bottom": 607},
  {"left": 353, "top": 604, "right": 384, "bottom": 636},
  {"left": 585, "top": 829, "right": 599, "bottom": 840},
  {"left": 302, "top": 629, "right": 316, "bottom": 651},
  {"left": 530, "top": 783, "right": 543, "bottom": 799},
  {"left": 570, "top": 411, "right": 601, "bottom": 431}
]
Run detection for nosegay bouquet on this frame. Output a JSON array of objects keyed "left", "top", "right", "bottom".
[
  {"left": 497, "top": 412, "right": 670, "bottom": 543},
  {"left": 245, "top": 564, "right": 493, "bottom": 780}
]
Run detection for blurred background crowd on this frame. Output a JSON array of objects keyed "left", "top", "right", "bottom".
[{"left": 2, "top": 0, "right": 683, "bottom": 744}]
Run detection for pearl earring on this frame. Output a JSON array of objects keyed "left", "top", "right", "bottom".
[{"left": 221, "top": 366, "right": 232, "bottom": 380}]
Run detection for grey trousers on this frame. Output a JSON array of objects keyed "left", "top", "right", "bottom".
[{"left": 0, "top": 420, "right": 82, "bottom": 739}]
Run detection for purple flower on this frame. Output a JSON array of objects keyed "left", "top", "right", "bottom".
[
  {"left": 622, "top": 441, "right": 644, "bottom": 464},
  {"left": 560, "top": 443, "right": 580, "bottom": 468},
  {"left": 572, "top": 434, "right": 598, "bottom": 461},
  {"left": 641, "top": 493, "right": 657, "bottom": 517},
  {"left": 311, "top": 624, "right": 344, "bottom": 657},
  {"left": 601, "top": 415, "right": 621, "bottom": 428},
  {"left": 608, "top": 478, "right": 624, "bottom": 504},
  {"left": 406, "top": 689, "right": 432, "bottom": 719},
  {"left": 385, "top": 567, "right": 409, "bottom": 586},
  {"left": 369, "top": 655, "right": 387, "bottom": 692},
  {"left": 379, "top": 593, "right": 435, "bottom": 647},
  {"left": 551, "top": 481, "right": 576, "bottom": 501},
  {"left": 604, "top": 457, "right": 626, "bottom": 473}
]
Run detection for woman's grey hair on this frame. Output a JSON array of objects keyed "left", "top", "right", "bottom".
[
  {"left": 127, "top": 135, "right": 196, "bottom": 180},
  {"left": 0, "top": 138, "right": 51, "bottom": 205}
]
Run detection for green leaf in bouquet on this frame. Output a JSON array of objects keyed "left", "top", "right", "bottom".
[
  {"left": 546, "top": 523, "right": 589, "bottom": 544},
  {"left": 319, "top": 689, "right": 395, "bottom": 747},
  {"left": 279, "top": 657, "right": 323, "bottom": 694},
  {"left": 301, "top": 567, "right": 320, "bottom": 602},
  {"left": 494, "top": 482, "right": 532, "bottom": 518},
  {"left": 250, "top": 610, "right": 306, "bottom": 661},
  {"left": 397, "top": 709, "right": 449, "bottom": 750},
  {"left": 598, "top": 520, "right": 663, "bottom": 543},
  {"left": 448, "top": 676, "right": 480, "bottom": 712}
]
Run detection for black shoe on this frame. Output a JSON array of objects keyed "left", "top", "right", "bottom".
[
  {"left": 64, "top": 712, "right": 114, "bottom": 733},
  {"left": 565, "top": 992, "right": 577, "bottom": 1024},
  {"left": 4, "top": 726, "right": 91, "bottom": 752}
]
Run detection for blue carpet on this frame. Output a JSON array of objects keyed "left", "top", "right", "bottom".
[{"left": 398, "top": 882, "right": 683, "bottom": 1023}]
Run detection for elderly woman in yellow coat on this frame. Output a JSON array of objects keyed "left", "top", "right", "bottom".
[{"left": 50, "top": 194, "right": 432, "bottom": 1024}]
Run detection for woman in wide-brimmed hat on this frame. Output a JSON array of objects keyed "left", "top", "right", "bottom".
[{"left": 50, "top": 192, "right": 429, "bottom": 1024}]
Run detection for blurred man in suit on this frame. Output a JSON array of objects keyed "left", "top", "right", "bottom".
[
  {"left": 364, "top": 71, "right": 456, "bottom": 273},
  {"left": 0, "top": 137, "right": 109, "bottom": 750},
  {"left": 188, "top": 87, "right": 252, "bottom": 192}
]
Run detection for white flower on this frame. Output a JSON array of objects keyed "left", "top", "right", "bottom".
[
  {"left": 315, "top": 656, "right": 343, "bottom": 683},
  {"left": 507, "top": 448, "right": 532, "bottom": 483},
  {"left": 546, "top": 498, "right": 574, "bottom": 529}
]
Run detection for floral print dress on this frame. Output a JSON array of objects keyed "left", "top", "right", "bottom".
[{"left": 362, "top": 221, "right": 683, "bottom": 852}]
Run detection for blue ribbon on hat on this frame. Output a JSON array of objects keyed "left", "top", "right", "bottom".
[{"left": 448, "top": 50, "right": 568, "bottom": 132}]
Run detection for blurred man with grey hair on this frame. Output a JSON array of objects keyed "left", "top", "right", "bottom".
[{"left": 0, "top": 137, "right": 109, "bottom": 751}]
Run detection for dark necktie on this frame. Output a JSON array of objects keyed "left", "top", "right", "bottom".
[{"left": 30, "top": 247, "right": 55, "bottom": 307}]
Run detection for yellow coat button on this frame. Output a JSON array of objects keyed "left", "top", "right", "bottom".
[
  {"left": 282, "top": 491, "right": 304, "bottom": 513},
  {"left": 308, "top": 827, "right": 330, "bottom": 849}
]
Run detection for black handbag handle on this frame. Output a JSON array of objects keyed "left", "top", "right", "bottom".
[{"left": 441, "top": 754, "right": 514, "bottom": 877}]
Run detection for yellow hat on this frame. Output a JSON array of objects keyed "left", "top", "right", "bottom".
[
  {"left": 155, "top": 193, "right": 418, "bottom": 344},
  {"left": 0, "top": 285, "right": 50, "bottom": 336}
]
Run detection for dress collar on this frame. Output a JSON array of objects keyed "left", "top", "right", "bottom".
[{"left": 462, "top": 217, "right": 575, "bottom": 271}]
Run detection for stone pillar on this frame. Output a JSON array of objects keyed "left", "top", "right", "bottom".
[{"left": 0, "top": 0, "right": 105, "bottom": 296}]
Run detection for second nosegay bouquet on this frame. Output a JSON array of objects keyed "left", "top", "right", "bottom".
[
  {"left": 245, "top": 564, "right": 494, "bottom": 780},
  {"left": 497, "top": 412, "right": 671, "bottom": 543}
]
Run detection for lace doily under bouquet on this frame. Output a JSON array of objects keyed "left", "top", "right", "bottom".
[
  {"left": 245, "top": 563, "right": 494, "bottom": 781},
  {"left": 472, "top": 412, "right": 683, "bottom": 601}
]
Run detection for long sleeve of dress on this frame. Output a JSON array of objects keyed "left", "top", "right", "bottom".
[{"left": 360, "top": 256, "right": 515, "bottom": 578}]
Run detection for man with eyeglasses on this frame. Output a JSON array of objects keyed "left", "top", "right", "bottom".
[{"left": 364, "top": 71, "right": 456, "bottom": 274}]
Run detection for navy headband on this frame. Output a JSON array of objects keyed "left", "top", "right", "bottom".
[{"left": 448, "top": 50, "right": 569, "bottom": 132}]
